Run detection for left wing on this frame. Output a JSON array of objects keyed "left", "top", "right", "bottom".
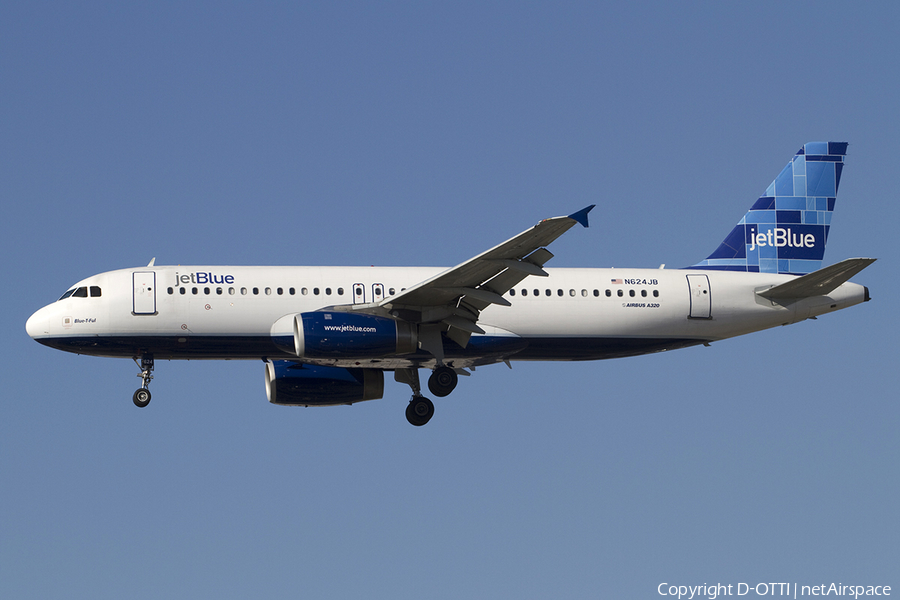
[{"left": 354, "top": 206, "right": 594, "bottom": 351}]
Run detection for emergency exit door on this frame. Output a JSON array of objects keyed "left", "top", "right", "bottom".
[
  {"left": 351, "top": 283, "right": 366, "bottom": 304},
  {"left": 133, "top": 271, "right": 157, "bottom": 315}
]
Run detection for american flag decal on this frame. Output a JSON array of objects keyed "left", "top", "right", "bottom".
[{"left": 611, "top": 278, "right": 623, "bottom": 284}]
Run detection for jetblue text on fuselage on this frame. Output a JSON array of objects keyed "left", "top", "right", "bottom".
[
  {"left": 747, "top": 226, "right": 816, "bottom": 252},
  {"left": 174, "top": 272, "right": 235, "bottom": 285}
]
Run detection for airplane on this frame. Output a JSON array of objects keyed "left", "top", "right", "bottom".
[{"left": 26, "top": 142, "right": 875, "bottom": 426}]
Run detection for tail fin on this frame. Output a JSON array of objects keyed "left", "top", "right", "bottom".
[{"left": 693, "top": 142, "right": 848, "bottom": 275}]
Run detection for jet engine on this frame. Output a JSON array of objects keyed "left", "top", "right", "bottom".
[
  {"left": 271, "top": 312, "right": 417, "bottom": 358},
  {"left": 265, "top": 360, "right": 384, "bottom": 406}
]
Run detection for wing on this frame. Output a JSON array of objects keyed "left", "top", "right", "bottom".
[{"left": 354, "top": 206, "right": 594, "bottom": 352}]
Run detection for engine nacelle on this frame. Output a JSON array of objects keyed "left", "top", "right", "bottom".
[
  {"left": 271, "top": 312, "right": 417, "bottom": 359},
  {"left": 265, "top": 360, "right": 384, "bottom": 406}
]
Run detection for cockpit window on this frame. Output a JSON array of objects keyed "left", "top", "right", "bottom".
[{"left": 58, "top": 285, "right": 100, "bottom": 300}]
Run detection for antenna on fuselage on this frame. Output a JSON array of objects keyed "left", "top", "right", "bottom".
[{"left": 147, "top": 257, "right": 156, "bottom": 267}]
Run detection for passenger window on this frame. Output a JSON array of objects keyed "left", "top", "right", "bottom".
[
  {"left": 605, "top": 289, "right": 611, "bottom": 297},
  {"left": 653, "top": 290, "right": 659, "bottom": 297},
  {"left": 204, "top": 287, "right": 211, "bottom": 295},
  {"left": 629, "top": 290, "right": 635, "bottom": 297},
  {"left": 301, "top": 287, "right": 308, "bottom": 295},
  {"left": 241, "top": 287, "right": 248, "bottom": 295},
  {"left": 617, "top": 289, "right": 623, "bottom": 297},
  {"left": 557, "top": 289, "right": 563, "bottom": 297},
  {"left": 167, "top": 287, "right": 174, "bottom": 295},
  {"left": 545, "top": 289, "right": 551, "bottom": 297},
  {"left": 641, "top": 289, "right": 647, "bottom": 297},
  {"left": 73, "top": 287, "right": 88, "bottom": 298},
  {"left": 581, "top": 289, "right": 587, "bottom": 297},
  {"left": 216, "top": 287, "right": 223, "bottom": 295},
  {"left": 277, "top": 288, "right": 283, "bottom": 295},
  {"left": 253, "top": 287, "right": 259, "bottom": 295},
  {"left": 180, "top": 287, "right": 186, "bottom": 295},
  {"left": 509, "top": 289, "right": 516, "bottom": 296},
  {"left": 192, "top": 287, "right": 198, "bottom": 295},
  {"left": 90, "top": 286, "right": 102, "bottom": 297},
  {"left": 570, "top": 289, "right": 576, "bottom": 297},
  {"left": 265, "top": 287, "right": 272, "bottom": 295},
  {"left": 314, "top": 288, "right": 320, "bottom": 295},
  {"left": 289, "top": 288, "right": 295, "bottom": 295},
  {"left": 389, "top": 288, "right": 396, "bottom": 295},
  {"left": 521, "top": 289, "right": 528, "bottom": 296},
  {"left": 229, "top": 287, "right": 235, "bottom": 295},
  {"left": 325, "top": 288, "right": 332, "bottom": 295}
]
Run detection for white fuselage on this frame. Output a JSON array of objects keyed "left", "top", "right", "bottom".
[{"left": 26, "top": 264, "right": 868, "bottom": 370}]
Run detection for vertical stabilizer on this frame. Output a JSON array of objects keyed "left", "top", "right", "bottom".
[{"left": 693, "top": 142, "right": 847, "bottom": 275}]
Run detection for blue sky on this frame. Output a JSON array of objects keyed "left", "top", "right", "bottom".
[{"left": 2, "top": 2, "right": 897, "bottom": 598}]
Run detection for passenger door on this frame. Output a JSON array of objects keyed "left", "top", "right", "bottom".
[
  {"left": 133, "top": 271, "right": 157, "bottom": 315},
  {"left": 686, "top": 274, "right": 711, "bottom": 319}
]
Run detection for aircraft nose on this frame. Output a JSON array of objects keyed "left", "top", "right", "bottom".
[{"left": 26, "top": 306, "right": 50, "bottom": 339}]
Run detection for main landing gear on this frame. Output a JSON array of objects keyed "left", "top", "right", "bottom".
[
  {"left": 396, "top": 367, "right": 433, "bottom": 426},
  {"left": 132, "top": 355, "right": 154, "bottom": 408},
  {"left": 427, "top": 366, "right": 458, "bottom": 397},
  {"left": 406, "top": 396, "right": 435, "bottom": 427},
  {"left": 397, "top": 366, "right": 460, "bottom": 426}
]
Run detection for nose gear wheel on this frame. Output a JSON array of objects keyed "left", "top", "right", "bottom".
[{"left": 132, "top": 356, "right": 154, "bottom": 408}]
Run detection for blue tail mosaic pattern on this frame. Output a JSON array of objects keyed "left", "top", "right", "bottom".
[{"left": 693, "top": 142, "right": 847, "bottom": 275}]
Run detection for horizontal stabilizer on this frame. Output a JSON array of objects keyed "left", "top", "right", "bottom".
[{"left": 757, "top": 258, "right": 876, "bottom": 300}]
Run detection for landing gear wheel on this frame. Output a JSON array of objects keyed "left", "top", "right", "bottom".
[
  {"left": 133, "top": 388, "right": 151, "bottom": 408},
  {"left": 406, "top": 396, "right": 434, "bottom": 426},
  {"left": 428, "top": 366, "right": 458, "bottom": 397},
  {"left": 132, "top": 355, "right": 155, "bottom": 408}
]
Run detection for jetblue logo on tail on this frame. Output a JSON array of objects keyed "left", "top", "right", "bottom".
[
  {"left": 692, "top": 142, "right": 846, "bottom": 276},
  {"left": 748, "top": 227, "right": 816, "bottom": 251}
]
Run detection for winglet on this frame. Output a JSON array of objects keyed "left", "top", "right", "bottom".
[{"left": 568, "top": 205, "right": 595, "bottom": 228}]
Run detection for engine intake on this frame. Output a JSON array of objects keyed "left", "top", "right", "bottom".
[
  {"left": 271, "top": 312, "right": 417, "bottom": 359},
  {"left": 265, "top": 360, "right": 384, "bottom": 406}
]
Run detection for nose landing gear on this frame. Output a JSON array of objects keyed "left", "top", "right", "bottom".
[{"left": 132, "top": 356, "right": 154, "bottom": 408}]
